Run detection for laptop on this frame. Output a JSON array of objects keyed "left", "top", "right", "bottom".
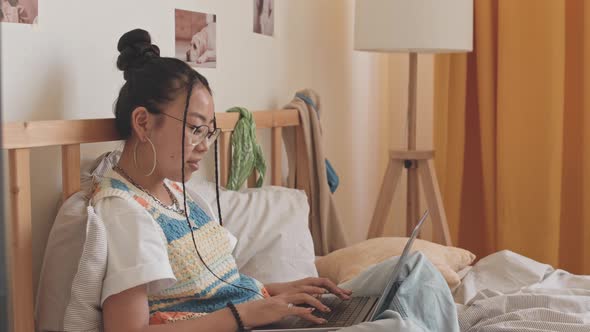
[{"left": 252, "top": 210, "right": 430, "bottom": 332}]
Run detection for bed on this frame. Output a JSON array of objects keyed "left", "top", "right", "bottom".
[
  {"left": 4, "top": 109, "right": 590, "bottom": 332},
  {"left": 2, "top": 109, "right": 311, "bottom": 332}
]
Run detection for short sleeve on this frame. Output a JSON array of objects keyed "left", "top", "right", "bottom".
[{"left": 94, "top": 197, "right": 176, "bottom": 305}]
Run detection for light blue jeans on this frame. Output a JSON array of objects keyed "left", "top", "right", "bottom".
[{"left": 338, "top": 252, "right": 459, "bottom": 332}]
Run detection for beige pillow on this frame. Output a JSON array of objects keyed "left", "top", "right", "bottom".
[{"left": 315, "top": 237, "right": 475, "bottom": 289}]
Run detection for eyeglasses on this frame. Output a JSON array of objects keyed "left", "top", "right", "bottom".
[{"left": 161, "top": 112, "right": 221, "bottom": 147}]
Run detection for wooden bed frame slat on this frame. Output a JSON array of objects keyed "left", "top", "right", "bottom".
[
  {"left": 2, "top": 109, "right": 307, "bottom": 332},
  {"left": 3, "top": 119, "right": 120, "bottom": 149},
  {"left": 271, "top": 127, "right": 283, "bottom": 186},
  {"left": 8, "top": 149, "right": 35, "bottom": 332},
  {"left": 247, "top": 171, "right": 257, "bottom": 188},
  {"left": 219, "top": 131, "right": 232, "bottom": 188},
  {"left": 2, "top": 109, "right": 300, "bottom": 149},
  {"left": 62, "top": 144, "right": 82, "bottom": 202}
]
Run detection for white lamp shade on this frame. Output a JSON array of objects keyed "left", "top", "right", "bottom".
[{"left": 354, "top": 0, "right": 473, "bottom": 53}]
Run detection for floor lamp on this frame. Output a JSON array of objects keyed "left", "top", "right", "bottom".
[{"left": 354, "top": 0, "right": 473, "bottom": 245}]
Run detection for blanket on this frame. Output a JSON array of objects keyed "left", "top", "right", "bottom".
[
  {"left": 336, "top": 252, "right": 459, "bottom": 332},
  {"left": 455, "top": 250, "right": 590, "bottom": 331}
]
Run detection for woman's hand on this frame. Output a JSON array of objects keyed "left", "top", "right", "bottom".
[
  {"left": 265, "top": 277, "right": 352, "bottom": 300},
  {"left": 236, "top": 292, "right": 331, "bottom": 328}
]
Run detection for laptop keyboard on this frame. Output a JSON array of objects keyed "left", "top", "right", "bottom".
[{"left": 290, "top": 296, "right": 371, "bottom": 328}]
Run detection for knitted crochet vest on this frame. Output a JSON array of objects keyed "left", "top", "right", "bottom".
[{"left": 91, "top": 169, "right": 267, "bottom": 324}]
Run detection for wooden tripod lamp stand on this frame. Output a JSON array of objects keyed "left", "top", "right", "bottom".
[{"left": 354, "top": 0, "right": 473, "bottom": 245}]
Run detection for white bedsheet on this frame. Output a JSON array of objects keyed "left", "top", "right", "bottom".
[{"left": 454, "top": 250, "right": 590, "bottom": 331}]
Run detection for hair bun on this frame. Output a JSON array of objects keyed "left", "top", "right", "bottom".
[{"left": 117, "top": 29, "right": 161, "bottom": 79}]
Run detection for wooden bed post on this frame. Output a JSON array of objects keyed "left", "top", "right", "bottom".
[
  {"left": 8, "top": 149, "right": 35, "bottom": 332},
  {"left": 219, "top": 131, "right": 232, "bottom": 188},
  {"left": 62, "top": 144, "right": 81, "bottom": 201},
  {"left": 271, "top": 127, "right": 283, "bottom": 186}
]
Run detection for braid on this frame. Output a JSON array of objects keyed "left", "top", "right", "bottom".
[{"left": 213, "top": 118, "right": 223, "bottom": 226}]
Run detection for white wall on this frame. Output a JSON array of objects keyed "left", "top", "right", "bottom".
[{"left": 2, "top": 0, "right": 434, "bottom": 291}]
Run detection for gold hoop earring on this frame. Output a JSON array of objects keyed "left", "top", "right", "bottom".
[{"left": 134, "top": 137, "right": 157, "bottom": 176}]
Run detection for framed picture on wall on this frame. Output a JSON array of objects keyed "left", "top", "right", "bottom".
[
  {"left": 175, "top": 9, "right": 217, "bottom": 68},
  {"left": 0, "top": 0, "right": 38, "bottom": 24},
  {"left": 253, "top": 0, "right": 274, "bottom": 36}
]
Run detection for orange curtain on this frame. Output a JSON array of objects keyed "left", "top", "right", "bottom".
[{"left": 434, "top": 0, "right": 590, "bottom": 274}]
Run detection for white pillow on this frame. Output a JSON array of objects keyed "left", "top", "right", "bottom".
[
  {"left": 36, "top": 193, "right": 107, "bottom": 332},
  {"left": 36, "top": 151, "right": 120, "bottom": 331},
  {"left": 80, "top": 151, "right": 120, "bottom": 193},
  {"left": 188, "top": 180, "right": 318, "bottom": 284}
]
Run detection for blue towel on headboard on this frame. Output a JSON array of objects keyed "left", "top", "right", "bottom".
[{"left": 325, "top": 159, "right": 339, "bottom": 193}]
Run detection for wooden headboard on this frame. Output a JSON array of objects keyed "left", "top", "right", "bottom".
[{"left": 1, "top": 109, "right": 310, "bottom": 332}]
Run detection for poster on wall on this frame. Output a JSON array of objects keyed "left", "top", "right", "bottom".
[
  {"left": 253, "top": 0, "right": 274, "bottom": 36},
  {"left": 0, "top": 0, "right": 38, "bottom": 24},
  {"left": 175, "top": 9, "right": 217, "bottom": 68}
]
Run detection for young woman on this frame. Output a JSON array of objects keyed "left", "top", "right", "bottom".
[{"left": 97, "top": 29, "right": 351, "bottom": 332}]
